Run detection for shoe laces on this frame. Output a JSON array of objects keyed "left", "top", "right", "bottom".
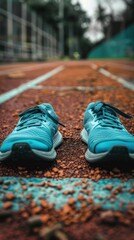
[
  {"left": 17, "top": 105, "right": 65, "bottom": 131},
  {"left": 90, "top": 101, "right": 132, "bottom": 129}
]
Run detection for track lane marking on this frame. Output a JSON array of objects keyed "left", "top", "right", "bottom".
[
  {"left": 0, "top": 65, "right": 64, "bottom": 104},
  {"left": 90, "top": 64, "right": 134, "bottom": 91},
  {"left": 0, "top": 177, "right": 133, "bottom": 211}
]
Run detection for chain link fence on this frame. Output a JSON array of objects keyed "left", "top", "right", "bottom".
[{"left": 0, "top": 0, "right": 59, "bottom": 62}]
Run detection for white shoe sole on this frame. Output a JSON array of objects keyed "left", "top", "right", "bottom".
[
  {"left": 0, "top": 131, "right": 63, "bottom": 162},
  {"left": 80, "top": 128, "right": 134, "bottom": 163}
]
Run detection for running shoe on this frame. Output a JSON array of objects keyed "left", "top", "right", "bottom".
[
  {"left": 0, "top": 103, "right": 64, "bottom": 162},
  {"left": 81, "top": 101, "right": 134, "bottom": 163}
]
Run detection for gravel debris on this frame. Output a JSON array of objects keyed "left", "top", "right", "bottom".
[{"left": 0, "top": 60, "right": 134, "bottom": 240}]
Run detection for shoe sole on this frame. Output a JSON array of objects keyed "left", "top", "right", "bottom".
[
  {"left": 0, "top": 131, "right": 63, "bottom": 162},
  {"left": 81, "top": 128, "right": 134, "bottom": 163}
]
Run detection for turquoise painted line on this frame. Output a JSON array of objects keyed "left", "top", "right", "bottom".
[
  {"left": 0, "top": 65, "right": 64, "bottom": 104},
  {"left": 0, "top": 177, "right": 133, "bottom": 211}
]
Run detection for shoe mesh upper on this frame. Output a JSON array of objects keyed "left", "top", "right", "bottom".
[
  {"left": 84, "top": 101, "right": 134, "bottom": 153},
  {"left": 88, "top": 128, "right": 134, "bottom": 153},
  {"left": 0, "top": 103, "right": 59, "bottom": 152},
  {"left": 2, "top": 126, "right": 52, "bottom": 146}
]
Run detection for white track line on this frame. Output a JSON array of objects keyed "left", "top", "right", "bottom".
[
  {"left": 90, "top": 63, "right": 98, "bottom": 70},
  {"left": 90, "top": 64, "right": 134, "bottom": 91},
  {"left": 0, "top": 65, "right": 64, "bottom": 104}
]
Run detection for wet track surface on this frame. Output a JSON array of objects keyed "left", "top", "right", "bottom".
[{"left": 0, "top": 60, "right": 134, "bottom": 240}]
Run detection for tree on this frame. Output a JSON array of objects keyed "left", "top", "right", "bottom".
[
  {"left": 26, "top": 0, "right": 59, "bottom": 30},
  {"left": 25, "top": 0, "right": 91, "bottom": 58},
  {"left": 122, "top": 0, "right": 134, "bottom": 26},
  {"left": 95, "top": 0, "right": 134, "bottom": 41},
  {"left": 95, "top": 1, "right": 113, "bottom": 38}
]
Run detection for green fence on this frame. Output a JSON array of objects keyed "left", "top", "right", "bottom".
[{"left": 88, "top": 24, "right": 134, "bottom": 59}]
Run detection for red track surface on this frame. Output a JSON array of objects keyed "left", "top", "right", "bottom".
[{"left": 0, "top": 60, "right": 134, "bottom": 240}]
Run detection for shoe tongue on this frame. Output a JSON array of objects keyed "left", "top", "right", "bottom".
[
  {"left": 39, "top": 104, "right": 54, "bottom": 117},
  {"left": 94, "top": 102, "right": 103, "bottom": 112}
]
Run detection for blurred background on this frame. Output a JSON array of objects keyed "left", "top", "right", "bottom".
[{"left": 0, "top": 0, "right": 134, "bottom": 62}]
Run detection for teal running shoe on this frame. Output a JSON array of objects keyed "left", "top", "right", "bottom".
[
  {"left": 0, "top": 104, "right": 64, "bottom": 162},
  {"left": 81, "top": 101, "right": 134, "bottom": 163}
]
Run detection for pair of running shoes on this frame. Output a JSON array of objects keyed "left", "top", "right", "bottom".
[{"left": 0, "top": 101, "right": 134, "bottom": 163}]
